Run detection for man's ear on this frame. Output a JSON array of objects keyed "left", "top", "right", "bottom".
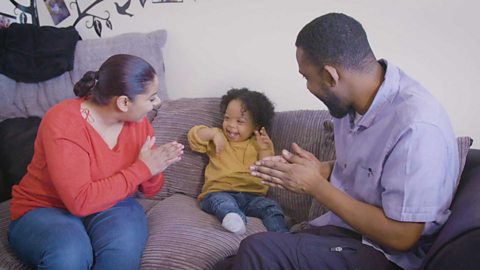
[
  {"left": 323, "top": 65, "right": 339, "bottom": 87},
  {"left": 116, "top": 96, "right": 130, "bottom": 112}
]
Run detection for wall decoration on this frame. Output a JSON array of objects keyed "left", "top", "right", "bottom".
[
  {"left": 70, "top": 0, "right": 112, "bottom": 37},
  {"left": 152, "top": 0, "right": 184, "bottom": 3},
  {"left": 44, "top": 0, "right": 70, "bottom": 25},
  {"left": 115, "top": 0, "right": 134, "bottom": 17},
  {"left": 65, "top": 0, "right": 187, "bottom": 38},
  {"left": 6, "top": 0, "right": 39, "bottom": 25},
  {"left": 0, "top": 12, "right": 16, "bottom": 28}
]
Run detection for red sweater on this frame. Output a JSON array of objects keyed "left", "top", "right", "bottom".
[{"left": 10, "top": 99, "right": 164, "bottom": 220}]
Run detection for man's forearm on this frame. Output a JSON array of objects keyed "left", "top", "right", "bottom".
[{"left": 312, "top": 181, "right": 424, "bottom": 251}]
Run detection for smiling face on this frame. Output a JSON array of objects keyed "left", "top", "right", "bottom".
[
  {"left": 126, "top": 75, "right": 161, "bottom": 122},
  {"left": 222, "top": 99, "right": 257, "bottom": 142},
  {"left": 296, "top": 47, "right": 351, "bottom": 118}
]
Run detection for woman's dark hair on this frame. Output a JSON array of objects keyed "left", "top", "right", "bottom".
[
  {"left": 295, "top": 13, "right": 374, "bottom": 71},
  {"left": 73, "top": 54, "right": 156, "bottom": 105},
  {"left": 220, "top": 88, "right": 275, "bottom": 129}
]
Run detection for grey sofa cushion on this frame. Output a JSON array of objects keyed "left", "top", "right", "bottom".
[
  {"left": 0, "top": 29, "right": 168, "bottom": 122},
  {"left": 140, "top": 194, "right": 265, "bottom": 270},
  {"left": 150, "top": 97, "right": 223, "bottom": 201}
]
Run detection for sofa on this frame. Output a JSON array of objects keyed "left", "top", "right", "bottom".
[{"left": 0, "top": 29, "right": 479, "bottom": 270}]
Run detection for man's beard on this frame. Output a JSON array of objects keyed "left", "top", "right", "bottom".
[{"left": 322, "top": 91, "right": 351, "bottom": 118}]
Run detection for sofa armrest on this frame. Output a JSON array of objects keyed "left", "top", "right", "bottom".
[{"left": 422, "top": 149, "right": 480, "bottom": 269}]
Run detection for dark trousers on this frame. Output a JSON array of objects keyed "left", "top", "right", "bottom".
[{"left": 213, "top": 225, "right": 402, "bottom": 270}]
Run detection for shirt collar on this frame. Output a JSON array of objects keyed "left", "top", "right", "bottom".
[{"left": 353, "top": 59, "right": 400, "bottom": 129}]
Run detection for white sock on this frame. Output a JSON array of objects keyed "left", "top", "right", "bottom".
[{"left": 222, "top": 213, "right": 246, "bottom": 234}]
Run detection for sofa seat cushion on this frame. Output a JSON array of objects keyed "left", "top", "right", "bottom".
[
  {"left": 139, "top": 194, "right": 266, "bottom": 270},
  {"left": 0, "top": 200, "right": 28, "bottom": 269}
]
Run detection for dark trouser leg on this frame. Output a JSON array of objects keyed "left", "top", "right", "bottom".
[{"left": 214, "top": 225, "right": 402, "bottom": 270}]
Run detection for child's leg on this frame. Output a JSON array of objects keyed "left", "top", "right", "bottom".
[
  {"left": 244, "top": 195, "right": 289, "bottom": 232},
  {"left": 200, "top": 192, "right": 247, "bottom": 234}
]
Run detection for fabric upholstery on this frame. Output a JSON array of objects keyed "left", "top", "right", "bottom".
[
  {"left": 422, "top": 150, "right": 480, "bottom": 270},
  {"left": 456, "top": 136, "right": 474, "bottom": 185},
  {"left": 149, "top": 98, "right": 223, "bottom": 200},
  {"left": 0, "top": 201, "right": 28, "bottom": 269},
  {"left": 0, "top": 29, "right": 168, "bottom": 122},
  {"left": 267, "top": 110, "right": 335, "bottom": 224},
  {"left": 139, "top": 194, "right": 265, "bottom": 270},
  {"left": 0, "top": 117, "right": 41, "bottom": 202}
]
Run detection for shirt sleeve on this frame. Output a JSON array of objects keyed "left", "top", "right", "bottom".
[
  {"left": 139, "top": 121, "right": 165, "bottom": 197},
  {"left": 188, "top": 125, "right": 215, "bottom": 153},
  {"left": 43, "top": 120, "right": 152, "bottom": 217},
  {"left": 381, "top": 123, "right": 458, "bottom": 222}
]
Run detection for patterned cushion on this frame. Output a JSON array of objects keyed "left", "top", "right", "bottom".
[
  {"left": 456, "top": 136, "right": 473, "bottom": 185},
  {"left": 267, "top": 111, "right": 335, "bottom": 225},
  {"left": 140, "top": 194, "right": 265, "bottom": 270},
  {"left": 149, "top": 98, "right": 223, "bottom": 200}
]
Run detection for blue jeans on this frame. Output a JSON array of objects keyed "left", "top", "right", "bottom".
[
  {"left": 8, "top": 197, "right": 148, "bottom": 270},
  {"left": 200, "top": 192, "right": 288, "bottom": 232}
]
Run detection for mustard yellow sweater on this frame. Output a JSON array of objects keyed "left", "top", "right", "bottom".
[{"left": 188, "top": 125, "right": 274, "bottom": 200}]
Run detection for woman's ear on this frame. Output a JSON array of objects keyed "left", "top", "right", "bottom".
[
  {"left": 116, "top": 95, "right": 130, "bottom": 112},
  {"left": 323, "top": 65, "right": 340, "bottom": 87}
]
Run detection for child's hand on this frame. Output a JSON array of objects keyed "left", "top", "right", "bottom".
[
  {"left": 212, "top": 130, "right": 225, "bottom": 154},
  {"left": 255, "top": 127, "right": 272, "bottom": 151}
]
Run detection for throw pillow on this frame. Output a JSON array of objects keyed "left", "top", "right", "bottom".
[
  {"left": 149, "top": 97, "right": 223, "bottom": 200},
  {"left": 141, "top": 194, "right": 265, "bottom": 269},
  {"left": 72, "top": 29, "right": 169, "bottom": 101},
  {"left": 267, "top": 111, "right": 335, "bottom": 225}
]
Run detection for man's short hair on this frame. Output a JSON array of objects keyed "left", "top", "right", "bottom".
[{"left": 295, "top": 13, "right": 374, "bottom": 70}]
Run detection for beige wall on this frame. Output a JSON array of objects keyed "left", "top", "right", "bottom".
[{"left": 2, "top": 0, "right": 479, "bottom": 147}]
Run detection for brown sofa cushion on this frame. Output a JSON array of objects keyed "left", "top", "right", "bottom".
[
  {"left": 140, "top": 194, "right": 265, "bottom": 270},
  {"left": 150, "top": 98, "right": 223, "bottom": 201}
]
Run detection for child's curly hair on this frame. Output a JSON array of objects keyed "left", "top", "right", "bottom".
[{"left": 220, "top": 88, "right": 275, "bottom": 129}]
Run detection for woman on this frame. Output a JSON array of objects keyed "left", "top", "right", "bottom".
[{"left": 8, "top": 54, "right": 184, "bottom": 270}]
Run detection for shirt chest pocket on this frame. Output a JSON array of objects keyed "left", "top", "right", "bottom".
[{"left": 350, "top": 162, "right": 382, "bottom": 204}]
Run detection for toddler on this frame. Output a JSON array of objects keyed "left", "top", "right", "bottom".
[{"left": 188, "top": 88, "right": 288, "bottom": 234}]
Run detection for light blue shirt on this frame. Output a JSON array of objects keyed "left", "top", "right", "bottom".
[{"left": 310, "top": 60, "right": 459, "bottom": 270}]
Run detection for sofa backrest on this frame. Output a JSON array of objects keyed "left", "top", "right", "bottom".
[
  {"left": 149, "top": 97, "right": 336, "bottom": 224},
  {"left": 0, "top": 29, "right": 168, "bottom": 122}
]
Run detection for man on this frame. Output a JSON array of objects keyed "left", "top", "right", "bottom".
[{"left": 214, "top": 13, "right": 459, "bottom": 270}]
